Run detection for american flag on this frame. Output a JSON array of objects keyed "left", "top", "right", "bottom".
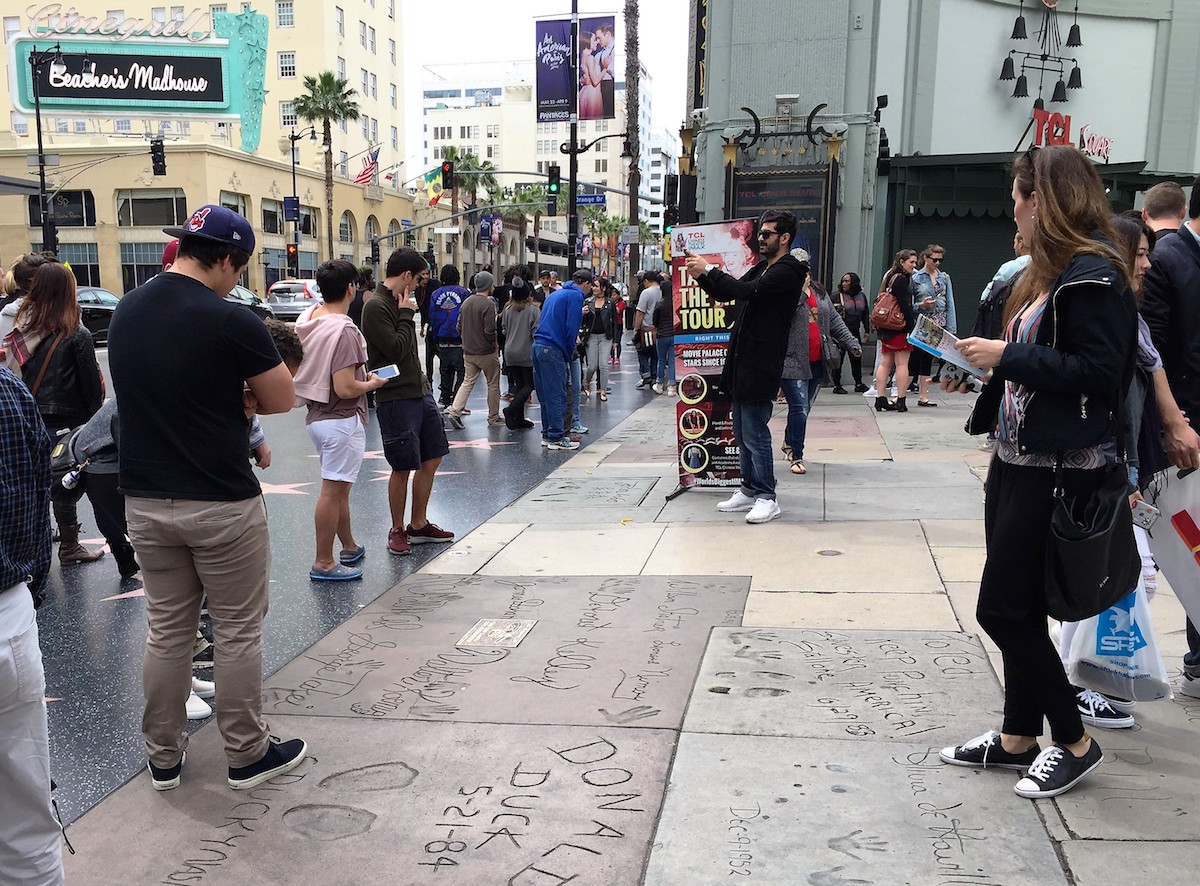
[{"left": 354, "top": 147, "right": 380, "bottom": 185}]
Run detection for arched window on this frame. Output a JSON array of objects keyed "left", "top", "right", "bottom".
[
  {"left": 339, "top": 210, "right": 356, "bottom": 243},
  {"left": 365, "top": 215, "right": 380, "bottom": 241}
]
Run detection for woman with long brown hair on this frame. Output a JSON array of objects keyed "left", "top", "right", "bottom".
[
  {"left": 12, "top": 262, "right": 105, "bottom": 563},
  {"left": 939, "top": 146, "right": 1137, "bottom": 799},
  {"left": 872, "top": 248, "right": 918, "bottom": 412}
]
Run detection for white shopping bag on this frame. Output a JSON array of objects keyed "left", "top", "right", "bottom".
[
  {"left": 1068, "top": 577, "right": 1172, "bottom": 701},
  {"left": 1143, "top": 468, "right": 1200, "bottom": 627}
]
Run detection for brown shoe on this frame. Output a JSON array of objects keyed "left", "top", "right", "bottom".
[{"left": 59, "top": 523, "right": 104, "bottom": 564}]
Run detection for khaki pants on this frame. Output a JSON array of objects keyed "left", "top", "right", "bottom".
[
  {"left": 450, "top": 352, "right": 501, "bottom": 422},
  {"left": 127, "top": 496, "right": 272, "bottom": 769}
]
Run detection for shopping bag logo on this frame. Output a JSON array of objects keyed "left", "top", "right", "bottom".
[
  {"left": 1170, "top": 509, "right": 1200, "bottom": 567},
  {"left": 1095, "top": 592, "right": 1147, "bottom": 658}
]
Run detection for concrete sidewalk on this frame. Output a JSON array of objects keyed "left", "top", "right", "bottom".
[{"left": 64, "top": 387, "right": 1199, "bottom": 884}]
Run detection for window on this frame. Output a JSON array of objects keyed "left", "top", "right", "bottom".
[
  {"left": 595, "top": 119, "right": 609, "bottom": 133},
  {"left": 115, "top": 119, "right": 132, "bottom": 132},
  {"left": 49, "top": 244, "right": 101, "bottom": 286},
  {"left": 11, "top": 112, "right": 28, "bottom": 135},
  {"left": 334, "top": 6, "right": 343, "bottom": 35},
  {"left": 209, "top": 5, "right": 226, "bottom": 16},
  {"left": 370, "top": 119, "right": 378, "bottom": 142},
  {"left": 389, "top": 83, "right": 397, "bottom": 108},
  {"left": 651, "top": 159, "right": 663, "bottom": 167},
  {"left": 595, "top": 159, "right": 608, "bottom": 173},
  {"left": 219, "top": 190, "right": 247, "bottom": 216},
  {"left": 336, "top": 57, "right": 345, "bottom": 79},
  {"left": 361, "top": 117, "right": 369, "bottom": 140},
  {"left": 486, "top": 145, "right": 498, "bottom": 160},
  {"left": 358, "top": 20, "right": 366, "bottom": 47},
  {"left": 369, "top": 27, "right": 376, "bottom": 53},
  {"left": 116, "top": 189, "right": 188, "bottom": 227},
  {"left": 280, "top": 101, "right": 297, "bottom": 127},
  {"left": 298, "top": 205, "right": 317, "bottom": 236},
  {"left": 487, "top": 124, "right": 499, "bottom": 138},
  {"left": 388, "top": 39, "right": 396, "bottom": 64},
  {"left": 338, "top": 151, "right": 348, "bottom": 177},
  {"left": 433, "top": 147, "right": 441, "bottom": 160},
  {"left": 276, "top": 1, "right": 293, "bottom": 27},
  {"left": 536, "top": 160, "right": 545, "bottom": 174},
  {"left": 170, "top": 5, "right": 184, "bottom": 22},
  {"left": 261, "top": 199, "right": 283, "bottom": 234},
  {"left": 121, "top": 242, "right": 170, "bottom": 291},
  {"left": 339, "top": 211, "right": 355, "bottom": 242},
  {"left": 278, "top": 51, "right": 295, "bottom": 79},
  {"left": 360, "top": 68, "right": 368, "bottom": 93},
  {"left": 340, "top": 118, "right": 347, "bottom": 133},
  {"left": 391, "top": 126, "right": 398, "bottom": 151},
  {"left": 388, "top": 0, "right": 395, "bottom": 19},
  {"left": 370, "top": 73, "right": 377, "bottom": 98},
  {"left": 28, "top": 190, "right": 97, "bottom": 227},
  {"left": 151, "top": 7, "right": 166, "bottom": 24},
  {"left": 56, "top": 118, "right": 69, "bottom": 133},
  {"left": 74, "top": 119, "right": 87, "bottom": 133}
]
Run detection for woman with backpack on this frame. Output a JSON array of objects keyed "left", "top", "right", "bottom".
[{"left": 871, "top": 249, "right": 918, "bottom": 412}]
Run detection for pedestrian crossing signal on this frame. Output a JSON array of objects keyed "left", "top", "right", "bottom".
[{"left": 441, "top": 161, "right": 455, "bottom": 189}]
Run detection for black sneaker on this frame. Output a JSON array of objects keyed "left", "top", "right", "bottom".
[
  {"left": 228, "top": 736, "right": 307, "bottom": 790},
  {"left": 939, "top": 730, "right": 1040, "bottom": 770},
  {"left": 1014, "top": 738, "right": 1103, "bottom": 799},
  {"left": 148, "top": 753, "right": 185, "bottom": 791},
  {"left": 1074, "top": 687, "right": 1135, "bottom": 728}
]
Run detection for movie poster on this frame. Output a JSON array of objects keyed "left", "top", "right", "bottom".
[
  {"left": 535, "top": 18, "right": 573, "bottom": 122},
  {"left": 669, "top": 219, "right": 758, "bottom": 490},
  {"left": 535, "top": 16, "right": 616, "bottom": 123},
  {"left": 578, "top": 16, "right": 616, "bottom": 121}
]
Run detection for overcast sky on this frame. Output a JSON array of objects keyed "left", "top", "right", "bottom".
[{"left": 405, "top": 1, "right": 689, "bottom": 136}]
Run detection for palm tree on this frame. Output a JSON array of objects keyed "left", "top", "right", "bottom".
[
  {"left": 439, "top": 146, "right": 499, "bottom": 217},
  {"left": 520, "top": 184, "right": 567, "bottom": 277},
  {"left": 295, "top": 72, "right": 360, "bottom": 260}
]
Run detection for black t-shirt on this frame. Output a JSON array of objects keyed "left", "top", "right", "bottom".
[
  {"left": 655, "top": 279, "right": 675, "bottom": 337},
  {"left": 108, "top": 272, "right": 282, "bottom": 501}
]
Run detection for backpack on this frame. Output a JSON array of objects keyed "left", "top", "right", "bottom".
[
  {"left": 429, "top": 286, "right": 466, "bottom": 340},
  {"left": 871, "top": 272, "right": 906, "bottom": 331}
]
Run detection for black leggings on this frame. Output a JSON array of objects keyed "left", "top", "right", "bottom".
[
  {"left": 508, "top": 365, "right": 535, "bottom": 416},
  {"left": 833, "top": 314, "right": 866, "bottom": 387},
  {"left": 979, "top": 457, "right": 1104, "bottom": 744}
]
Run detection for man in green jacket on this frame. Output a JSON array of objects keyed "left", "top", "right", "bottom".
[{"left": 361, "top": 247, "right": 455, "bottom": 556}]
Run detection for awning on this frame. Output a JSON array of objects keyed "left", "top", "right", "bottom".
[{"left": 0, "top": 173, "right": 39, "bottom": 196}]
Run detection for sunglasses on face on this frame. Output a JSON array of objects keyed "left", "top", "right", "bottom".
[
  {"left": 757, "top": 230, "right": 780, "bottom": 239},
  {"left": 929, "top": 257, "right": 943, "bottom": 263}
]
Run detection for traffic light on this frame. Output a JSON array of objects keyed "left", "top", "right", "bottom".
[
  {"left": 546, "top": 194, "right": 557, "bottom": 217},
  {"left": 664, "top": 207, "right": 678, "bottom": 235},
  {"left": 441, "top": 160, "right": 455, "bottom": 190},
  {"left": 547, "top": 163, "right": 561, "bottom": 195},
  {"left": 664, "top": 173, "right": 679, "bottom": 207},
  {"left": 285, "top": 242, "right": 299, "bottom": 278},
  {"left": 150, "top": 138, "right": 166, "bottom": 176},
  {"left": 370, "top": 239, "right": 380, "bottom": 266}
]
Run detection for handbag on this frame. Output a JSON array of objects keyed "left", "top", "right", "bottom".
[
  {"left": 1067, "top": 578, "right": 1171, "bottom": 701},
  {"left": 870, "top": 275, "right": 906, "bottom": 331},
  {"left": 1044, "top": 453, "right": 1140, "bottom": 622}
]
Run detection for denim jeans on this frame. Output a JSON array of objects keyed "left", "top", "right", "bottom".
[
  {"left": 731, "top": 399, "right": 777, "bottom": 500},
  {"left": 655, "top": 335, "right": 676, "bottom": 385},
  {"left": 569, "top": 356, "right": 582, "bottom": 426},
  {"left": 532, "top": 343, "right": 569, "bottom": 442},
  {"left": 637, "top": 334, "right": 658, "bottom": 381},
  {"left": 781, "top": 362, "right": 823, "bottom": 460}
]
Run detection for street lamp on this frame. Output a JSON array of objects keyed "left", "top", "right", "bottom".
[
  {"left": 559, "top": 132, "right": 630, "bottom": 275},
  {"left": 28, "top": 43, "right": 65, "bottom": 255},
  {"left": 286, "top": 125, "right": 320, "bottom": 276}
]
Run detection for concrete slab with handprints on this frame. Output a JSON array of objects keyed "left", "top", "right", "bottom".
[
  {"left": 64, "top": 717, "right": 674, "bottom": 886},
  {"left": 643, "top": 732, "right": 1068, "bottom": 885},
  {"left": 522, "top": 477, "right": 658, "bottom": 507},
  {"left": 262, "top": 574, "right": 748, "bottom": 730},
  {"left": 682, "top": 628, "right": 1002, "bottom": 744}
]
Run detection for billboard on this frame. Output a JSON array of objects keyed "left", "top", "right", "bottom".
[{"left": 535, "top": 15, "right": 616, "bottom": 122}]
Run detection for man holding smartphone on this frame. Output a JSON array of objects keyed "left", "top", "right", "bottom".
[
  {"left": 361, "top": 248, "right": 455, "bottom": 556},
  {"left": 293, "top": 260, "right": 390, "bottom": 581}
]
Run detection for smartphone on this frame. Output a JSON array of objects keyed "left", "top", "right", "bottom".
[
  {"left": 1132, "top": 500, "right": 1160, "bottom": 530},
  {"left": 371, "top": 364, "right": 400, "bottom": 380}
]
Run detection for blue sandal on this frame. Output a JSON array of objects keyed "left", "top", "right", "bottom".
[
  {"left": 309, "top": 563, "right": 363, "bottom": 582},
  {"left": 339, "top": 545, "right": 366, "bottom": 565}
]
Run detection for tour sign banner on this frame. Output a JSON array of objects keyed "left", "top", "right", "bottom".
[{"left": 669, "top": 219, "right": 758, "bottom": 491}]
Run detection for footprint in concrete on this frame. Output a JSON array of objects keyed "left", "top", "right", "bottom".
[
  {"left": 830, "top": 785, "right": 854, "bottom": 794},
  {"left": 319, "top": 761, "right": 419, "bottom": 793},
  {"left": 826, "top": 763, "right": 854, "bottom": 773},
  {"left": 283, "top": 804, "right": 377, "bottom": 841},
  {"left": 744, "top": 687, "right": 790, "bottom": 697}
]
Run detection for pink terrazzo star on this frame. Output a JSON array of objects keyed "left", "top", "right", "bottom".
[
  {"left": 447, "top": 438, "right": 518, "bottom": 450},
  {"left": 259, "top": 482, "right": 314, "bottom": 495}
]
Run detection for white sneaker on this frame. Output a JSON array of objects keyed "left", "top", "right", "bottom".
[
  {"left": 652, "top": 383, "right": 664, "bottom": 394},
  {"left": 864, "top": 387, "right": 877, "bottom": 398},
  {"left": 186, "top": 692, "right": 212, "bottom": 720},
  {"left": 192, "top": 676, "right": 215, "bottom": 699},
  {"left": 546, "top": 437, "right": 580, "bottom": 451},
  {"left": 666, "top": 384, "right": 677, "bottom": 397},
  {"left": 1181, "top": 667, "right": 1200, "bottom": 699},
  {"left": 746, "top": 498, "right": 782, "bottom": 524},
  {"left": 717, "top": 490, "right": 756, "bottom": 512}
]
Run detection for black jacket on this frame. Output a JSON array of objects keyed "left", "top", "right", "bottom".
[
  {"left": 1141, "top": 225, "right": 1200, "bottom": 415},
  {"left": 697, "top": 253, "right": 807, "bottom": 402},
  {"left": 581, "top": 297, "right": 617, "bottom": 340},
  {"left": 21, "top": 325, "right": 104, "bottom": 430},
  {"left": 968, "top": 250, "right": 1136, "bottom": 454}
]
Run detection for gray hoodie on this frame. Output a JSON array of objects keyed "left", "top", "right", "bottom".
[{"left": 500, "top": 301, "right": 540, "bottom": 368}]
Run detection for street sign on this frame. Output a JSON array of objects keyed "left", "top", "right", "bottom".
[
  {"left": 433, "top": 226, "right": 460, "bottom": 235},
  {"left": 28, "top": 155, "right": 59, "bottom": 167},
  {"left": 283, "top": 196, "right": 299, "bottom": 221},
  {"left": 619, "top": 225, "right": 639, "bottom": 244},
  {"left": 576, "top": 193, "right": 607, "bottom": 206}
]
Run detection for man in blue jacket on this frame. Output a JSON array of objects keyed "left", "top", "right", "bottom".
[{"left": 533, "top": 269, "right": 588, "bottom": 450}]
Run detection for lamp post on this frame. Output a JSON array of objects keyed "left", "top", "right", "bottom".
[
  {"left": 286, "top": 125, "right": 319, "bottom": 276},
  {"left": 28, "top": 43, "right": 64, "bottom": 255},
  {"left": 559, "top": 132, "right": 633, "bottom": 275}
]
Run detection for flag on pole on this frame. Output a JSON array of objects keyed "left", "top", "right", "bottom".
[
  {"left": 355, "top": 147, "right": 380, "bottom": 185},
  {"left": 424, "top": 167, "right": 444, "bottom": 206}
]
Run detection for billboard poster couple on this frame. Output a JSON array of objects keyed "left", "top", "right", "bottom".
[{"left": 535, "top": 16, "right": 616, "bottom": 122}]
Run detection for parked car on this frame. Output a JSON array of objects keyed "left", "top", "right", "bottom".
[
  {"left": 226, "top": 285, "right": 275, "bottom": 321},
  {"left": 266, "top": 279, "right": 321, "bottom": 322},
  {"left": 76, "top": 286, "right": 121, "bottom": 343}
]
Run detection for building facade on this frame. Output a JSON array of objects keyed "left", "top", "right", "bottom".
[
  {"left": 1, "top": 1, "right": 424, "bottom": 294},
  {"left": 687, "top": 0, "right": 1200, "bottom": 327}
]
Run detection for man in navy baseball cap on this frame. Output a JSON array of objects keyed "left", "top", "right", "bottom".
[{"left": 164, "top": 204, "right": 256, "bottom": 255}]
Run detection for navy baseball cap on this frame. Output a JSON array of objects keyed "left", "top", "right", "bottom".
[{"left": 164, "top": 204, "right": 256, "bottom": 254}]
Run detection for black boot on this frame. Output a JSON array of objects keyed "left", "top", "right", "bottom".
[
  {"left": 875, "top": 396, "right": 897, "bottom": 412},
  {"left": 895, "top": 397, "right": 908, "bottom": 413},
  {"left": 114, "top": 542, "right": 140, "bottom": 578}
]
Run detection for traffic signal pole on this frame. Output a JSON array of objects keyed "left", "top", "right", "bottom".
[{"left": 567, "top": 0, "right": 580, "bottom": 276}]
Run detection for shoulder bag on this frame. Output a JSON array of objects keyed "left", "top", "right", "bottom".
[{"left": 871, "top": 273, "right": 906, "bottom": 331}]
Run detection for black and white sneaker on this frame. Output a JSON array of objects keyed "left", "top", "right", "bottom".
[
  {"left": 1075, "top": 688, "right": 1135, "bottom": 728},
  {"left": 1014, "top": 739, "right": 1103, "bottom": 799},
  {"left": 148, "top": 753, "right": 185, "bottom": 792},
  {"left": 228, "top": 736, "right": 307, "bottom": 790},
  {"left": 939, "top": 730, "right": 1040, "bottom": 770},
  {"left": 1182, "top": 664, "right": 1200, "bottom": 700}
]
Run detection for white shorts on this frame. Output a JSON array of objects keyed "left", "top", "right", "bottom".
[{"left": 306, "top": 415, "right": 366, "bottom": 483}]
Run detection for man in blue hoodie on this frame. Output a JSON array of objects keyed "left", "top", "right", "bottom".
[{"left": 533, "top": 268, "right": 588, "bottom": 450}]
